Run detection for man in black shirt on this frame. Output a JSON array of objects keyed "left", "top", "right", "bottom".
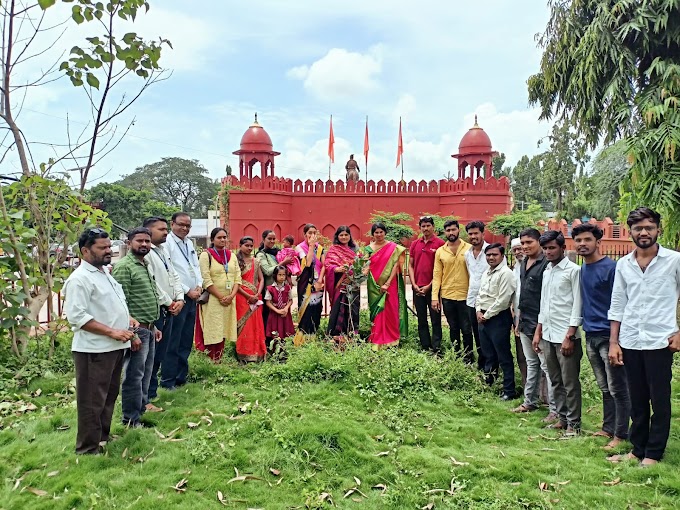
[{"left": 511, "top": 228, "right": 556, "bottom": 421}]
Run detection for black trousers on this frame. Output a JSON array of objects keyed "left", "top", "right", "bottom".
[
  {"left": 467, "top": 305, "right": 487, "bottom": 369},
  {"left": 73, "top": 349, "right": 125, "bottom": 454},
  {"left": 441, "top": 298, "right": 473, "bottom": 362},
  {"left": 622, "top": 347, "right": 673, "bottom": 460},
  {"left": 478, "top": 308, "right": 515, "bottom": 396},
  {"left": 413, "top": 289, "right": 442, "bottom": 352},
  {"left": 148, "top": 309, "right": 174, "bottom": 400}
]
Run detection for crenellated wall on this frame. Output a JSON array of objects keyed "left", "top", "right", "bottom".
[
  {"left": 546, "top": 217, "right": 633, "bottom": 254},
  {"left": 222, "top": 175, "right": 512, "bottom": 247}
]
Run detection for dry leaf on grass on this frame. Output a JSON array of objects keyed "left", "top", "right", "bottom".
[
  {"left": 187, "top": 422, "right": 200, "bottom": 429},
  {"left": 172, "top": 478, "right": 188, "bottom": 492},
  {"left": 217, "top": 491, "right": 226, "bottom": 506},
  {"left": 509, "top": 482, "right": 521, "bottom": 486},
  {"left": 421, "top": 503, "right": 434, "bottom": 510},
  {"left": 121, "top": 448, "right": 128, "bottom": 459},
  {"left": 450, "top": 457, "right": 469, "bottom": 467},
  {"left": 318, "top": 492, "right": 334, "bottom": 506},
  {"left": 270, "top": 468, "right": 281, "bottom": 476},
  {"left": 353, "top": 476, "right": 361, "bottom": 486},
  {"left": 56, "top": 425, "right": 70, "bottom": 431},
  {"left": 25, "top": 487, "right": 48, "bottom": 497},
  {"left": 538, "top": 481, "right": 549, "bottom": 492},
  {"left": 603, "top": 477, "right": 621, "bottom": 486},
  {"left": 343, "top": 488, "right": 367, "bottom": 499},
  {"left": 371, "top": 484, "right": 387, "bottom": 495},
  {"left": 374, "top": 451, "right": 390, "bottom": 457},
  {"left": 47, "top": 471, "right": 59, "bottom": 477},
  {"left": 227, "top": 475, "right": 269, "bottom": 485}
]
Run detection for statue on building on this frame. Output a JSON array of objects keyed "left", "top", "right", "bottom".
[{"left": 345, "top": 154, "right": 360, "bottom": 182}]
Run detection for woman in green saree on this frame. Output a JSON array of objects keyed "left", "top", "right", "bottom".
[{"left": 365, "top": 222, "right": 408, "bottom": 348}]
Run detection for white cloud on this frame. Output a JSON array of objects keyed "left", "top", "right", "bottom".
[{"left": 287, "top": 46, "right": 384, "bottom": 101}]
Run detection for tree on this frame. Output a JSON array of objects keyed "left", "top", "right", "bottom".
[
  {"left": 0, "top": 0, "right": 168, "bottom": 356},
  {"left": 492, "top": 153, "right": 511, "bottom": 181},
  {"left": 487, "top": 203, "right": 547, "bottom": 239},
  {"left": 538, "top": 122, "right": 589, "bottom": 215},
  {"left": 528, "top": 0, "right": 680, "bottom": 245},
  {"left": 510, "top": 155, "right": 551, "bottom": 210},
  {"left": 87, "top": 182, "right": 176, "bottom": 232},
  {"left": 118, "top": 157, "right": 219, "bottom": 217},
  {"left": 589, "top": 141, "right": 629, "bottom": 220},
  {"left": 366, "top": 211, "right": 415, "bottom": 244}
]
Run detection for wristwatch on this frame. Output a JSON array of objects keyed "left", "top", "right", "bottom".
[{"left": 567, "top": 334, "right": 577, "bottom": 342}]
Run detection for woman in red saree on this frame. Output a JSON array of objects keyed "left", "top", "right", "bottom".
[
  {"left": 365, "top": 222, "right": 408, "bottom": 348},
  {"left": 235, "top": 236, "right": 267, "bottom": 363},
  {"left": 323, "top": 226, "right": 360, "bottom": 339}
]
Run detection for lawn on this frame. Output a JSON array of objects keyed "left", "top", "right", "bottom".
[{"left": 1, "top": 320, "right": 679, "bottom": 510}]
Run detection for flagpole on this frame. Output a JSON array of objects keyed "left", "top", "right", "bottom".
[
  {"left": 364, "top": 115, "right": 368, "bottom": 183},
  {"left": 328, "top": 114, "right": 333, "bottom": 180}
]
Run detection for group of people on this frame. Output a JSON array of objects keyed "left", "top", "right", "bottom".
[
  {"left": 63, "top": 207, "right": 679, "bottom": 466},
  {"left": 409, "top": 208, "right": 680, "bottom": 465}
]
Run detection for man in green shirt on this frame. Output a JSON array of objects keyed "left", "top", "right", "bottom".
[{"left": 112, "top": 227, "right": 161, "bottom": 427}]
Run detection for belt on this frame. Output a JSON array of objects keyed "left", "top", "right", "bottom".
[{"left": 137, "top": 322, "right": 155, "bottom": 331}]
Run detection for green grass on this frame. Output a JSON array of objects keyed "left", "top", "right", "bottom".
[{"left": 1, "top": 324, "right": 679, "bottom": 510}]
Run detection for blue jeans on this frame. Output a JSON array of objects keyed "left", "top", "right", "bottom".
[
  {"left": 586, "top": 334, "right": 630, "bottom": 439},
  {"left": 121, "top": 327, "right": 154, "bottom": 425},
  {"left": 162, "top": 298, "right": 196, "bottom": 389},
  {"left": 148, "top": 311, "right": 174, "bottom": 400}
]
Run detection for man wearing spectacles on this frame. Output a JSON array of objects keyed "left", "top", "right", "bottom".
[
  {"left": 408, "top": 216, "right": 444, "bottom": 353},
  {"left": 163, "top": 212, "right": 203, "bottom": 390},
  {"left": 607, "top": 207, "right": 680, "bottom": 466},
  {"left": 63, "top": 228, "right": 139, "bottom": 454}
]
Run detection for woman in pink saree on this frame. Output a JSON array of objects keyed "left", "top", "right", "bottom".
[
  {"left": 323, "top": 226, "right": 360, "bottom": 339},
  {"left": 365, "top": 222, "right": 408, "bottom": 348}
]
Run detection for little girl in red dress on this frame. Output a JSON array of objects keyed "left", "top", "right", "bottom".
[{"left": 265, "top": 266, "right": 295, "bottom": 340}]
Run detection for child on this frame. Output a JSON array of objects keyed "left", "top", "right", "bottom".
[
  {"left": 277, "top": 235, "right": 302, "bottom": 281},
  {"left": 264, "top": 266, "right": 295, "bottom": 349}
]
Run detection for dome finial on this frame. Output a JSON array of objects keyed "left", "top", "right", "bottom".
[
  {"left": 250, "top": 112, "right": 261, "bottom": 128},
  {"left": 255, "top": 112, "right": 258, "bottom": 123},
  {"left": 474, "top": 114, "right": 478, "bottom": 127}
]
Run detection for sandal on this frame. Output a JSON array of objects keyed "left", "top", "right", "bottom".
[
  {"left": 592, "top": 430, "right": 613, "bottom": 438},
  {"left": 511, "top": 404, "right": 537, "bottom": 413},
  {"left": 545, "top": 421, "right": 566, "bottom": 430},
  {"left": 606, "top": 452, "right": 639, "bottom": 463},
  {"left": 603, "top": 437, "right": 624, "bottom": 451}
]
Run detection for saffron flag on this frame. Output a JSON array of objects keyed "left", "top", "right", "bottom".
[
  {"left": 363, "top": 117, "right": 369, "bottom": 167},
  {"left": 328, "top": 115, "right": 335, "bottom": 164},
  {"left": 395, "top": 117, "right": 403, "bottom": 168}
]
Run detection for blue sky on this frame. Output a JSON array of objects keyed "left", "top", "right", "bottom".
[{"left": 10, "top": 0, "right": 553, "bottom": 186}]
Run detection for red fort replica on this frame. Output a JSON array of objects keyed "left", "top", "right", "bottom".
[{"left": 222, "top": 115, "right": 512, "bottom": 244}]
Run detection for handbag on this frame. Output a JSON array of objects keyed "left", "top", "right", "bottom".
[{"left": 196, "top": 252, "right": 212, "bottom": 305}]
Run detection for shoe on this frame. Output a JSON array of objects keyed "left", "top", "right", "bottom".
[
  {"left": 123, "top": 421, "right": 143, "bottom": 429},
  {"left": 501, "top": 393, "right": 519, "bottom": 401},
  {"left": 145, "top": 403, "right": 164, "bottom": 413},
  {"left": 545, "top": 421, "right": 566, "bottom": 430},
  {"left": 542, "top": 412, "right": 560, "bottom": 423},
  {"left": 162, "top": 385, "right": 177, "bottom": 392},
  {"left": 511, "top": 403, "right": 538, "bottom": 413},
  {"left": 564, "top": 426, "right": 581, "bottom": 437}
]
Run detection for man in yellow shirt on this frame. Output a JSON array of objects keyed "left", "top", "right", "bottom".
[{"left": 432, "top": 220, "right": 473, "bottom": 361}]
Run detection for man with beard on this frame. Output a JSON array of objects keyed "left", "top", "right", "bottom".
[
  {"left": 512, "top": 229, "right": 555, "bottom": 418},
  {"left": 112, "top": 227, "right": 161, "bottom": 427},
  {"left": 143, "top": 217, "right": 184, "bottom": 410},
  {"left": 164, "top": 212, "right": 203, "bottom": 391},
  {"left": 464, "top": 221, "right": 489, "bottom": 370},
  {"left": 432, "top": 219, "right": 473, "bottom": 361},
  {"left": 533, "top": 230, "right": 583, "bottom": 435},
  {"left": 573, "top": 223, "right": 630, "bottom": 450},
  {"left": 409, "top": 216, "right": 444, "bottom": 353},
  {"left": 63, "top": 228, "right": 137, "bottom": 454},
  {"left": 607, "top": 207, "right": 680, "bottom": 466}
]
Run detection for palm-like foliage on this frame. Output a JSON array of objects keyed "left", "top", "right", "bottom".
[{"left": 528, "top": 0, "right": 680, "bottom": 246}]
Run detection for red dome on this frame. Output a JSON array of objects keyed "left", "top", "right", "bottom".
[
  {"left": 458, "top": 116, "right": 492, "bottom": 153},
  {"left": 239, "top": 114, "right": 274, "bottom": 151}
]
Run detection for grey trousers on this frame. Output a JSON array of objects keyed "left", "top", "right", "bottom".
[
  {"left": 519, "top": 333, "right": 555, "bottom": 412},
  {"left": 586, "top": 335, "right": 630, "bottom": 439},
  {"left": 544, "top": 339, "right": 583, "bottom": 429},
  {"left": 121, "top": 328, "right": 155, "bottom": 425}
]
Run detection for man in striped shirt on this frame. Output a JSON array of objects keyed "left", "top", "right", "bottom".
[{"left": 112, "top": 227, "right": 161, "bottom": 428}]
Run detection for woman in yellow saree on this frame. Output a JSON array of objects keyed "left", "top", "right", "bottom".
[{"left": 365, "top": 222, "right": 408, "bottom": 348}]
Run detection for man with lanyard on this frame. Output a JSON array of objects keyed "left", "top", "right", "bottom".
[
  {"left": 408, "top": 216, "right": 444, "bottom": 353},
  {"left": 464, "top": 220, "right": 489, "bottom": 370},
  {"left": 112, "top": 227, "right": 161, "bottom": 427},
  {"left": 143, "top": 216, "right": 185, "bottom": 408},
  {"left": 164, "top": 212, "right": 203, "bottom": 391}
]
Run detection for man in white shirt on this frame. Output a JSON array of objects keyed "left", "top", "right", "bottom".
[
  {"left": 533, "top": 230, "right": 583, "bottom": 434},
  {"left": 63, "top": 228, "right": 137, "bottom": 454},
  {"left": 608, "top": 207, "right": 680, "bottom": 466},
  {"left": 143, "top": 216, "right": 185, "bottom": 406},
  {"left": 464, "top": 220, "right": 489, "bottom": 370},
  {"left": 475, "top": 243, "right": 517, "bottom": 400},
  {"left": 163, "top": 212, "right": 203, "bottom": 390}
]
